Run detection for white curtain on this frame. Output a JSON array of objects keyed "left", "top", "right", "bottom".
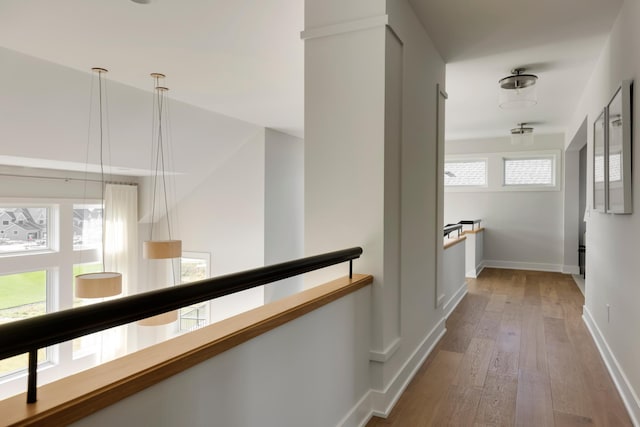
[
  {"left": 103, "top": 183, "right": 138, "bottom": 360},
  {"left": 104, "top": 184, "right": 138, "bottom": 295}
]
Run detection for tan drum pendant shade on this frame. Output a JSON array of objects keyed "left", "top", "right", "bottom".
[
  {"left": 75, "top": 67, "right": 123, "bottom": 299},
  {"left": 76, "top": 272, "right": 122, "bottom": 298},
  {"left": 143, "top": 239, "right": 182, "bottom": 259},
  {"left": 137, "top": 310, "right": 178, "bottom": 326}
]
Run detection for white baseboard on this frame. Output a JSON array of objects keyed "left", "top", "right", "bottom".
[
  {"left": 368, "top": 317, "right": 446, "bottom": 420},
  {"left": 562, "top": 264, "right": 581, "bottom": 275},
  {"left": 443, "top": 281, "right": 467, "bottom": 319},
  {"left": 483, "top": 260, "right": 563, "bottom": 272},
  {"left": 583, "top": 306, "right": 640, "bottom": 426},
  {"left": 466, "top": 261, "right": 485, "bottom": 278},
  {"left": 571, "top": 274, "right": 585, "bottom": 296},
  {"left": 339, "top": 319, "right": 446, "bottom": 427},
  {"left": 369, "top": 337, "right": 401, "bottom": 363}
]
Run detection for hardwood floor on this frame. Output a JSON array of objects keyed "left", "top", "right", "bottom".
[{"left": 366, "top": 268, "right": 632, "bottom": 427}]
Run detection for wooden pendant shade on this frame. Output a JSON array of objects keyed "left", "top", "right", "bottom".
[
  {"left": 75, "top": 272, "right": 122, "bottom": 298},
  {"left": 137, "top": 310, "right": 178, "bottom": 326},
  {"left": 143, "top": 239, "right": 182, "bottom": 259}
]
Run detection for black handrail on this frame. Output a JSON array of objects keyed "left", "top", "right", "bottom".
[
  {"left": 458, "top": 219, "right": 481, "bottom": 230},
  {"left": 443, "top": 223, "right": 462, "bottom": 237},
  {"left": 0, "top": 246, "right": 363, "bottom": 403}
]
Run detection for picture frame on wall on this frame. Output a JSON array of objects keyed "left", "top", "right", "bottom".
[
  {"left": 606, "top": 80, "right": 633, "bottom": 214},
  {"left": 593, "top": 108, "right": 607, "bottom": 212}
]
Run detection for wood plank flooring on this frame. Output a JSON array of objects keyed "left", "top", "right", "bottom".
[{"left": 366, "top": 268, "right": 632, "bottom": 427}]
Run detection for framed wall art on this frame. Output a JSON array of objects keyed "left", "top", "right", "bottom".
[
  {"left": 606, "top": 80, "right": 633, "bottom": 214},
  {"left": 593, "top": 108, "right": 607, "bottom": 212}
]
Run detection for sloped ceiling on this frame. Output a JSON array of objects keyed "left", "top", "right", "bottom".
[{"left": 0, "top": 0, "right": 625, "bottom": 148}]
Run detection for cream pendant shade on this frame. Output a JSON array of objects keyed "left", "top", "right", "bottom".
[
  {"left": 76, "top": 272, "right": 122, "bottom": 298},
  {"left": 143, "top": 239, "right": 182, "bottom": 259},
  {"left": 137, "top": 310, "right": 178, "bottom": 326}
]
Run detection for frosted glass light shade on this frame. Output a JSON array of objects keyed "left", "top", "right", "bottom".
[
  {"left": 511, "top": 132, "right": 534, "bottom": 146},
  {"left": 137, "top": 310, "right": 178, "bottom": 326},
  {"left": 76, "top": 272, "right": 122, "bottom": 298},
  {"left": 143, "top": 239, "right": 182, "bottom": 259},
  {"left": 499, "top": 84, "right": 537, "bottom": 109},
  {"left": 510, "top": 125, "right": 534, "bottom": 146}
]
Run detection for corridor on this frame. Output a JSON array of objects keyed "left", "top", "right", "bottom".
[{"left": 367, "top": 269, "right": 631, "bottom": 426}]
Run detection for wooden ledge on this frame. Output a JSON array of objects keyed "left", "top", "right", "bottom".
[
  {"left": 444, "top": 235, "right": 466, "bottom": 250},
  {"left": 462, "top": 227, "right": 485, "bottom": 235},
  {"left": 1, "top": 274, "right": 373, "bottom": 427}
]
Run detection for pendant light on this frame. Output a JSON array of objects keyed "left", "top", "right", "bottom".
[
  {"left": 511, "top": 123, "right": 534, "bottom": 146},
  {"left": 139, "top": 73, "right": 180, "bottom": 326},
  {"left": 143, "top": 73, "right": 182, "bottom": 260},
  {"left": 75, "top": 68, "right": 123, "bottom": 298},
  {"left": 499, "top": 67, "right": 538, "bottom": 109}
]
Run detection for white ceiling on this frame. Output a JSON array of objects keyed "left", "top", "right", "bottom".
[
  {"left": 0, "top": 0, "right": 304, "bottom": 137},
  {"left": 409, "top": 0, "right": 623, "bottom": 140},
  {"left": 0, "top": 0, "right": 625, "bottom": 144}
]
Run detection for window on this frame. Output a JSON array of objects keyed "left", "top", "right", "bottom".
[
  {"left": 73, "top": 204, "right": 103, "bottom": 250},
  {"left": 504, "top": 157, "right": 554, "bottom": 186},
  {"left": 444, "top": 160, "right": 487, "bottom": 187},
  {"left": 0, "top": 207, "right": 49, "bottom": 254},
  {"left": 0, "top": 270, "right": 48, "bottom": 376},
  {"left": 178, "top": 253, "right": 210, "bottom": 332}
]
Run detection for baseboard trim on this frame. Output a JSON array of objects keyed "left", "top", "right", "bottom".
[
  {"left": 466, "top": 261, "right": 485, "bottom": 279},
  {"left": 368, "top": 317, "right": 446, "bottom": 420},
  {"left": 562, "top": 264, "right": 580, "bottom": 275},
  {"left": 369, "top": 337, "right": 401, "bottom": 363},
  {"left": 583, "top": 306, "right": 640, "bottom": 426},
  {"left": 483, "top": 260, "right": 563, "bottom": 272},
  {"left": 339, "top": 319, "right": 446, "bottom": 427},
  {"left": 571, "top": 274, "right": 585, "bottom": 296},
  {"left": 443, "top": 281, "right": 467, "bottom": 319}
]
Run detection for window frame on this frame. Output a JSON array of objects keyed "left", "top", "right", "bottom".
[
  {"left": 0, "top": 197, "right": 104, "bottom": 399},
  {"left": 443, "top": 157, "right": 489, "bottom": 191},
  {"left": 501, "top": 151, "right": 561, "bottom": 191}
]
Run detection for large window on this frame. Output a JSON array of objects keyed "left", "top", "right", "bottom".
[
  {"left": 503, "top": 157, "right": 555, "bottom": 186},
  {"left": 0, "top": 207, "right": 49, "bottom": 254},
  {"left": 0, "top": 200, "right": 105, "bottom": 399},
  {"left": 178, "top": 252, "right": 210, "bottom": 332},
  {"left": 444, "top": 160, "right": 487, "bottom": 187},
  {"left": 73, "top": 204, "right": 103, "bottom": 250},
  {"left": 0, "top": 270, "right": 48, "bottom": 376}
]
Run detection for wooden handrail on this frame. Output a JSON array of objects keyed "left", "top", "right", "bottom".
[
  {"left": 0, "top": 274, "right": 373, "bottom": 427},
  {"left": 0, "top": 247, "right": 363, "bottom": 403}
]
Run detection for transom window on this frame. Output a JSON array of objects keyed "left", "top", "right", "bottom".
[
  {"left": 503, "top": 157, "right": 554, "bottom": 186},
  {"left": 444, "top": 160, "right": 487, "bottom": 187}
]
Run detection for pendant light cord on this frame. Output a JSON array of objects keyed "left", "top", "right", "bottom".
[
  {"left": 98, "top": 70, "right": 106, "bottom": 273},
  {"left": 148, "top": 79, "right": 173, "bottom": 242}
]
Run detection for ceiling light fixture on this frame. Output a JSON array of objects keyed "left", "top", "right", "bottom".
[
  {"left": 139, "top": 73, "right": 181, "bottom": 326},
  {"left": 511, "top": 123, "right": 534, "bottom": 146},
  {"left": 499, "top": 67, "right": 538, "bottom": 109},
  {"left": 75, "top": 68, "right": 123, "bottom": 299},
  {"left": 143, "top": 73, "right": 182, "bottom": 261}
]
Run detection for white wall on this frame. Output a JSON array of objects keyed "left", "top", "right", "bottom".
[
  {"left": 445, "top": 134, "right": 565, "bottom": 271},
  {"left": 304, "top": 0, "right": 446, "bottom": 419},
  {"left": 172, "top": 131, "right": 266, "bottom": 323},
  {"left": 442, "top": 239, "right": 466, "bottom": 318},
  {"left": 0, "top": 47, "right": 262, "bottom": 220},
  {"left": 70, "top": 286, "right": 372, "bottom": 427},
  {"left": 264, "top": 128, "right": 304, "bottom": 302},
  {"left": 566, "top": 0, "right": 640, "bottom": 422}
]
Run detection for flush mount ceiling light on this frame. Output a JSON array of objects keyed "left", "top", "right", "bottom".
[
  {"left": 511, "top": 123, "right": 534, "bottom": 146},
  {"left": 499, "top": 67, "right": 538, "bottom": 109}
]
